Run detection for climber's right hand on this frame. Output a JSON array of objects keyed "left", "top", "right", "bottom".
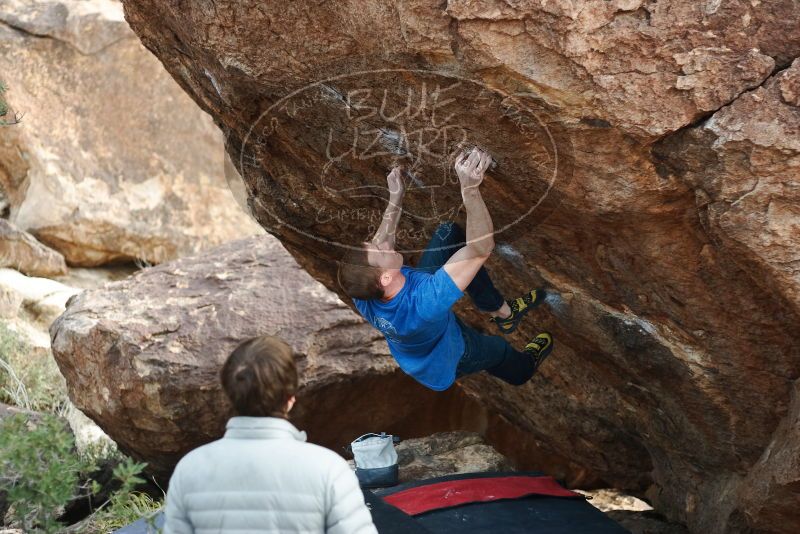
[{"left": 455, "top": 147, "right": 492, "bottom": 192}]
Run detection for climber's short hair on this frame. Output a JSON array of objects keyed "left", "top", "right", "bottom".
[
  {"left": 337, "top": 243, "right": 384, "bottom": 300},
  {"left": 220, "top": 335, "right": 298, "bottom": 418}
]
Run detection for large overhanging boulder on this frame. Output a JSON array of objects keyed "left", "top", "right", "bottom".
[
  {"left": 107, "top": 1, "right": 798, "bottom": 531},
  {"left": 0, "top": 0, "right": 262, "bottom": 266}
]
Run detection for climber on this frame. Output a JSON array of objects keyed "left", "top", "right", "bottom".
[{"left": 337, "top": 147, "right": 554, "bottom": 392}]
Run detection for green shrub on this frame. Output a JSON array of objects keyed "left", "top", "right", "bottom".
[
  {"left": 0, "top": 81, "right": 22, "bottom": 126},
  {"left": 0, "top": 412, "right": 162, "bottom": 532},
  {"left": 81, "top": 457, "right": 159, "bottom": 532},
  {"left": 84, "top": 489, "right": 162, "bottom": 533},
  {"left": 0, "top": 80, "right": 7, "bottom": 117},
  {"left": 0, "top": 412, "right": 94, "bottom": 532}
]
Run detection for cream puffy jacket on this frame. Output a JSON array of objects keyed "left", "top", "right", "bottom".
[{"left": 163, "top": 417, "right": 377, "bottom": 534}]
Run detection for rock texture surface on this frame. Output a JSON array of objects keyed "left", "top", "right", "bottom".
[
  {"left": 0, "top": 0, "right": 262, "bottom": 266},
  {"left": 393, "top": 431, "right": 514, "bottom": 483},
  {"left": 0, "top": 268, "right": 80, "bottom": 329},
  {"left": 654, "top": 58, "right": 800, "bottom": 319},
  {"left": 101, "top": 1, "right": 799, "bottom": 531},
  {"left": 0, "top": 219, "right": 67, "bottom": 277},
  {"left": 347, "top": 431, "right": 513, "bottom": 483}
]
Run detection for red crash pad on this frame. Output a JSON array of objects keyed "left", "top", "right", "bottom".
[{"left": 382, "top": 475, "right": 582, "bottom": 516}]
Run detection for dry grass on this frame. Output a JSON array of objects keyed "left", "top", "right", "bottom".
[{"left": 0, "top": 321, "right": 68, "bottom": 414}]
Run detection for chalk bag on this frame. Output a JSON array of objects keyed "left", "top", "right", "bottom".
[{"left": 351, "top": 432, "right": 399, "bottom": 489}]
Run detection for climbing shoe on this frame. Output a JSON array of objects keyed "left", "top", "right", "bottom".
[
  {"left": 490, "top": 289, "right": 547, "bottom": 334},
  {"left": 525, "top": 332, "right": 554, "bottom": 372}
]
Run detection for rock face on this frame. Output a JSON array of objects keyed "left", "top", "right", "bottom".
[
  {"left": 0, "top": 268, "right": 80, "bottom": 329},
  {"left": 102, "top": 1, "right": 798, "bottom": 531},
  {"left": 653, "top": 58, "right": 800, "bottom": 320},
  {"left": 0, "top": 219, "right": 67, "bottom": 277},
  {"left": 0, "top": 219, "right": 67, "bottom": 276},
  {"left": 0, "top": 0, "right": 262, "bottom": 266},
  {"left": 347, "top": 431, "right": 513, "bottom": 483},
  {"left": 393, "top": 431, "right": 514, "bottom": 483}
]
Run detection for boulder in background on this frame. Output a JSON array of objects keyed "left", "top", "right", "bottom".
[{"left": 0, "top": 0, "right": 262, "bottom": 267}]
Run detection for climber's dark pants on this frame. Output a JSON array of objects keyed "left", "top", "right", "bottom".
[
  {"left": 417, "top": 222, "right": 536, "bottom": 386},
  {"left": 417, "top": 221, "right": 504, "bottom": 312},
  {"left": 454, "top": 317, "right": 536, "bottom": 385}
]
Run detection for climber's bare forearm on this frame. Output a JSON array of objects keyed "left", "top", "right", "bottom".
[
  {"left": 372, "top": 167, "right": 406, "bottom": 248},
  {"left": 442, "top": 147, "right": 495, "bottom": 291},
  {"left": 443, "top": 188, "right": 494, "bottom": 291},
  {"left": 462, "top": 188, "right": 494, "bottom": 257},
  {"left": 371, "top": 192, "right": 404, "bottom": 248}
]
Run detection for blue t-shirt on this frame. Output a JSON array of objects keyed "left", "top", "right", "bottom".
[{"left": 353, "top": 265, "right": 465, "bottom": 391}]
